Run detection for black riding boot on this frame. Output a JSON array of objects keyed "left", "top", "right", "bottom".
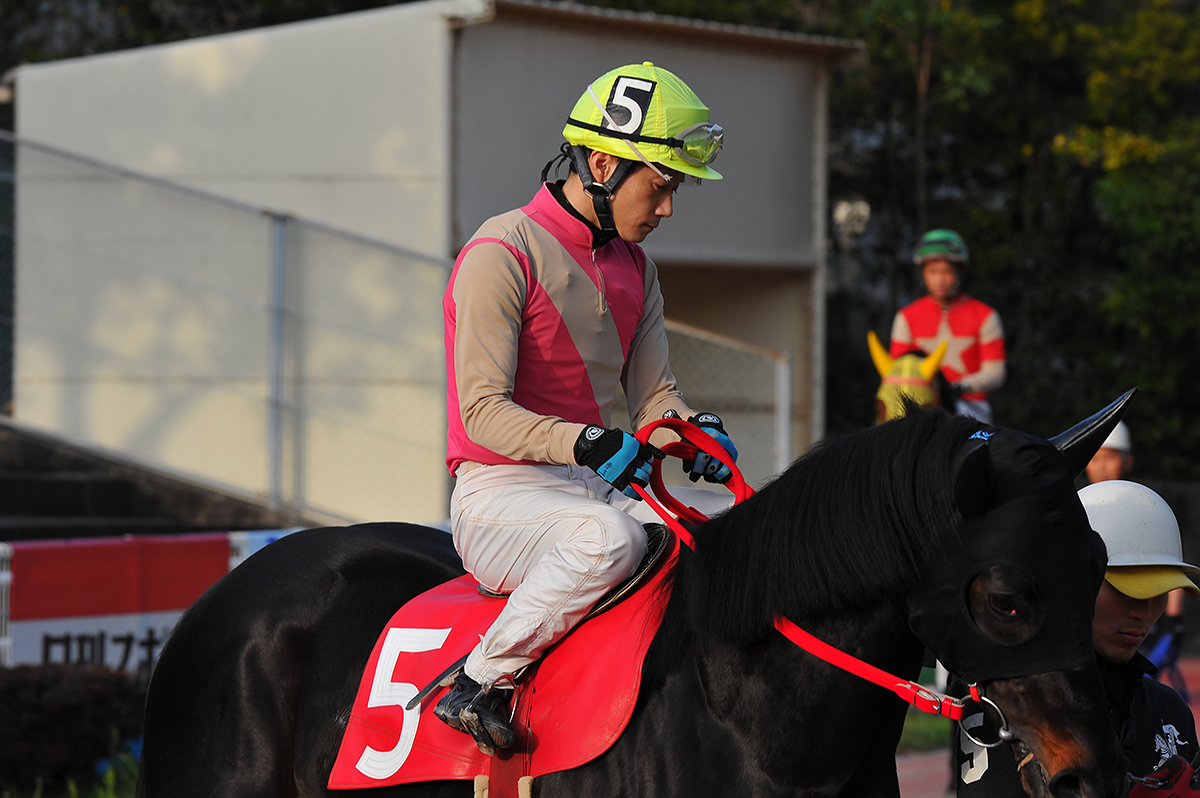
[{"left": 433, "top": 672, "right": 516, "bottom": 755}]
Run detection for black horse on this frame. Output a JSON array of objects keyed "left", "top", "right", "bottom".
[{"left": 137, "top": 401, "right": 1132, "bottom": 798}]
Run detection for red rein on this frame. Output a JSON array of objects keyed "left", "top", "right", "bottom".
[{"left": 633, "top": 418, "right": 968, "bottom": 722}]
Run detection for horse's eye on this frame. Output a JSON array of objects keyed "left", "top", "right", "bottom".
[
  {"left": 988, "top": 594, "right": 1018, "bottom": 617},
  {"left": 968, "top": 565, "right": 1044, "bottom": 644}
]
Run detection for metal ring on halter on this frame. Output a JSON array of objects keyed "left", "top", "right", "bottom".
[{"left": 958, "top": 693, "right": 1016, "bottom": 749}]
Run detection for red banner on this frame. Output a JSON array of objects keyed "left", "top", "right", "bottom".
[{"left": 10, "top": 534, "right": 230, "bottom": 621}]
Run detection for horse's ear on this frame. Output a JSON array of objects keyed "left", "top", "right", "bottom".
[
  {"left": 867, "top": 331, "right": 893, "bottom": 378},
  {"left": 953, "top": 436, "right": 995, "bottom": 519},
  {"left": 920, "top": 340, "right": 948, "bottom": 382},
  {"left": 1048, "top": 388, "right": 1138, "bottom": 479}
]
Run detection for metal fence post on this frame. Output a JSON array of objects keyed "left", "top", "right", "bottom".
[
  {"left": 0, "top": 542, "right": 12, "bottom": 667},
  {"left": 775, "top": 354, "right": 794, "bottom": 475},
  {"left": 268, "top": 213, "right": 288, "bottom": 511}
]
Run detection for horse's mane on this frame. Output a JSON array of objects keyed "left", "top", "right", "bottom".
[{"left": 657, "top": 406, "right": 981, "bottom": 652}]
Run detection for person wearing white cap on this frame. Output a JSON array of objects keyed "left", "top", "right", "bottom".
[
  {"left": 957, "top": 479, "right": 1199, "bottom": 795},
  {"left": 1085, "top": 420, "right": 1134, "bottom": 484},
  {"left": 1083, "top": 421, "right": 1189, "bottom": 653}
]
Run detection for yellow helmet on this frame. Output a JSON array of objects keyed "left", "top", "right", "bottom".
[{"left": 564, "top": 62, "right": 723, "bottom": 182}]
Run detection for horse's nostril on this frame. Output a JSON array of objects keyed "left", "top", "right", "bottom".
[
  {"left": 1047, "top": 769, "right": 1111, "bottom": 798},
  {"left": 1047, "top": 771, "right": 1084, "bottom": 798}
]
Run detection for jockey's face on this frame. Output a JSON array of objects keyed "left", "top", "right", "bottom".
[
  {"left": 610, "top": 163, "right": 681, "bottom": 244},
  {"left": 1092, "top": 580, "right": 1167, "bottom": 663},
  {"left": 585, "top": 151, "right": 681, "bottom": 244},
  {"left": 921, "top": 259, "right": 960, "bottom": 305}
]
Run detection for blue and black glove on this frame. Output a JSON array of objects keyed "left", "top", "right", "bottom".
[
  {"left": 683, "top": 413, "right": 738, "bottom": 484},
  {"left": 574, "top": 425, "right": 664, "bottom": 500}
]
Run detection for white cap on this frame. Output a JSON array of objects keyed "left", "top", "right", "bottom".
[
  {"left": 1099, "top": 421, "right": 1132, "bottom": 454},
  {"left": 1079, "top": 480, "right": 1199, "bottom": 598}
]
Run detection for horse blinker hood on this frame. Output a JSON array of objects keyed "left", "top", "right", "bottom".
[{"left": 909, "top": 391, "right": 1136, "bottom": 684}]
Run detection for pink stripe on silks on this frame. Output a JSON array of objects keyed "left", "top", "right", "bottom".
[
  {"left": 604, "top": 241, "right": 647, "bottom": 359},
  {"left": 512, "top": 276, "right": 602, "bottom": 425},
  {"left": 521, "top": 207, "right": 647, "bottom": 370}
]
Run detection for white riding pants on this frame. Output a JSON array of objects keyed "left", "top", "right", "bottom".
[{"left": 451, "top": 462, "right": 732, "bottom": 685}]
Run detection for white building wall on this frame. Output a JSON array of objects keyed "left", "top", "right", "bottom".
[
  {"left": 12, "top": 0, "right": 488, "bottom": 522},
  {"left": 15, "top": 0, "right": 489, "bottom": 255}
]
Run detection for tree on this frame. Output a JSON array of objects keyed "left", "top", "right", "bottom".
[
  {"left": 820, "top": 0, "right": 1200, "bottom": 479},
  {"left": 1051, "top": 0, "right": 1200, "bottom": 475}
]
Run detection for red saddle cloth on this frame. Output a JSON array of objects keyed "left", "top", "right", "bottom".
[{"left": 327, "top": 535, "right": 678, "bottom": 789}]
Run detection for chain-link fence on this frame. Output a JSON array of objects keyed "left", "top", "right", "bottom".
[
  {"left": 664, "top": 320, "right": 792, "bottom": 487},
  {"left": 611, "top": 321, "right": 792, "bottom": 492},
  {"left": 1, "top": 130, "right": 793, "bottom": 525},
  {"left": 6, "top": 131, "right": 450, "bottom": 523}
]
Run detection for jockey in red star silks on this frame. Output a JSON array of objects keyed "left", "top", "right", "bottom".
[{"left": 888, "top": 229, "right": 1006, "bottom": 424}]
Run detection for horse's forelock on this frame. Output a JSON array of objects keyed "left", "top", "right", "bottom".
[{"left": 673, "top": 407, "right": 979, "bottom": 644}]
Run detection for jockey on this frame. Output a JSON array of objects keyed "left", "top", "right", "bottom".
[
  {"left": 888, "top": 229, "right": 1006, "bottom": 423},
  {"left": 439, "top": 62, "right": 738, "bottom": 754},
  {"left": 957, "top": 480, "right": 1199, "bottom": 796}
]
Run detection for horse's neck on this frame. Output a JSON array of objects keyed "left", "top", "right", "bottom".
[
  {"left": 572, "top": 587, "right": 924, "bottom": 795},
  {"left": 691, "top": 597, "right": 923, "bottom": 793},
  {"left": 699, "top": 596, "right": 923, "bottom": 707}
]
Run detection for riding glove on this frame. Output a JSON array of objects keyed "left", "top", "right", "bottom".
[
  {"left": 574, "top": 425, "right": 664, "bottom": 500},
  {"left": 684, "top": 413, "right": 739, "bottom": 484}
]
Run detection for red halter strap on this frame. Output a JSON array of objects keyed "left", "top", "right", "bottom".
[
  {"left": 772, "top": 616, "right": 968, "bottom": 720},
  {"left": 633, "top": 418, "right": 968, "bottom": 722}
]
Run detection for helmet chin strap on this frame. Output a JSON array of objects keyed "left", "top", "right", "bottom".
[{"left": 567, "top": 144, "right": 636, "bottom": 235}]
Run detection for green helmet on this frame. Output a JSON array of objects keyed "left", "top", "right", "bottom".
[
  {"left": 564, "top": 62, "right": 723, "bottom": 182},
  {"left": 913, "top": 229, "right": 969, "bottom": 266}
]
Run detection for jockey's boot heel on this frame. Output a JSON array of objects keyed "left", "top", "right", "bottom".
[{"left": 433, "top": 672, "right": 516, "bottom": 756}]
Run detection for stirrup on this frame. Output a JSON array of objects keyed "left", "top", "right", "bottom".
[{"left": 434, "top": 673, "right": 517, "bottom": 756}]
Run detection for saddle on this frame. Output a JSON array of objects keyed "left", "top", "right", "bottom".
[{"left": 327, "top": 524, "right": 677, "bottom": 793}]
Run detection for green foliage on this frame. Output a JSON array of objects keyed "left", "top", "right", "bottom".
[{"left": 898, "top": 705, "right": 952, "bottom": 753}]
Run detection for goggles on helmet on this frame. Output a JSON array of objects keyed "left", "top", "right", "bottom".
[{"left": 671, "top": 122, "right": 723, "bottom": 167}]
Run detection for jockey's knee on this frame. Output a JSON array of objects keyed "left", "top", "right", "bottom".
[{"left": 576, "top": 509, "right": 647, "bottom": 582}]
